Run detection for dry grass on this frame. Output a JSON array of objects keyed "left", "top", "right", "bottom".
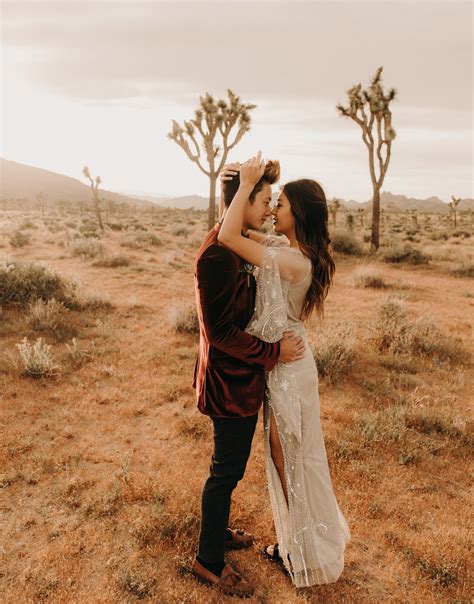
[{"left": 0, "top": 205, "right": 472, "bottom": 603}]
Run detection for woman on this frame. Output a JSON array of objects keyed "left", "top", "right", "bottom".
[{"left": 218, "top": 152, "right": 350, "bottom": 588}]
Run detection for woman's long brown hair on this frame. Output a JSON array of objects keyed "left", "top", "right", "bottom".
[{"left": 282, "top": 179, "right": 335, "bottom": 319}]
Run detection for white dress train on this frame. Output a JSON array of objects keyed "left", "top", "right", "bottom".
[{"left": 246, "top": 236, "right": 350, "bottom": 588}]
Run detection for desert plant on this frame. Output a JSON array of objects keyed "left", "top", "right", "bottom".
[
  {"left": 353, "top": 264, "right": 386, "bottom": 288},
  {"left": 448, "top": 195, "right": 461, "bottom": 228},
  {"left": 169, "top": 304, "right": 199, "bottom": 335},
  {"left": 92, "top": 254, "right": 132, "bottom": 268},
  {"left": 171, "top": 226, "right": 191, "bottom": 237},
  {"left": 120, "top": 232, "right": 162, "bottom": 249},
  {"left": 82, "top": 166, "right": 104, "bottom": 232},
  {"left": 168, "top": 89, "right": 256, "bottom": 229},
  {"left": 312, "top": 322, "right": 356, "bottom": 381},
  {"left": 328, "top": 198, "right": 341, "bottom": 226},
  {"left": 337, "top": 67, "right": 397, "bottom": 250},
  {"left": 69, "top": 238, "right": 105, "bottom": 260},
  {"left": 10, "top": 230, "right": 31, "bottom": 248},
  {"left": 28, "top": 298, "right": 77, "bottom": 341},
  {"left": 446, "top": 261, "right": 474, "bottom": 278},
  {"left": 0, "top": 259, "right": 78, "bottom": 308},
  {"left": 16, "top": 337, "right": 60, "bottom": 378},
  {"left": 331, "top": 229, "right": 363, "bottom": 256},
  {"left": 381, "top": 244, "right": 430, "bottom": 265}
]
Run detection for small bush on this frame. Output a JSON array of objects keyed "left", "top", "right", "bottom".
[
  {"left": 382, "top": 244, "right": 430, "bottom": 265},
  {"left": 447, "top": 261, "right": 474, "bottom": 278},
  {"left": 92, "top": 254, "right": 131, "bottom": 268},
  {"left": 312, "top": 322, "right": 356, "bottom": 381},
  {"left": 169, "top": 304, "right": 199, "bottom": 335},
  {"left": 171, "top": 226, "right": 191, "bottom": 237},
  {"left": 28, "top": 298, "right": 78, "bottom": 341},
  {"left": 10, "top": 231, "right": 31, "bottom": 248},
  {"left": 0, "top": 259, "right": 78, "bottom": 308},
  {"left": 16, "top": 337, "right": 60, "bottom": 378},
  {"left": 373, "top": 296, "right": 467, "bottom": 362},
  {"left": 69, "top": 238, "right": 105, "bottom": 260},
  {"left": 353, "top": 264, "right": 386, "bottom": 289},
  {"left": 120, "top": 232, "right": 162, "bottom": 249},
  {"left": 331, "top": 229, "right": 363, "bottom": 256}
]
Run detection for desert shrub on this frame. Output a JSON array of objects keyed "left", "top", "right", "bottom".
[
  {"left": 107, "top": 222, "right": 125, "bottom": 231},
  {"left": 359, "top": 405, "right": 407, "bottom": 442},
  {"left": 28, "top": 298, "right": 78, "bottom": 341},
  {"left": 381, "top": 244, "right": 430, "bottom": 265},
  {"left": 373, "top": 297, "right": 467, "bottom": 362},
  {"left": 120, "top": 232, "right": 162, "bottom": 249},
  {"left": 171, "top": 226, "right": 191, "bottom": 237},
  {"left": 0, "top": 259, "right": 78, "bottom": 308},
  {"left": 20, "top": 220, "right": 37, "bottom": 230},
  {"left": 428, "top": 230, "right": 450, "bottom": 241},
  {"left": 169, "top": 304, "right": 199, "bottom": 335},
  {"left": 312, "top": 322, "right": 356, "bottom": 381},
  {"left": 16, "top": 337, "right": 60, "bottom": 378},
  {"left": 446, "top": 261, "right": 474, "bottom": 278},
  {"left": 331, "top": 229, "right": 363, "bottom": 256},
  {"left": 10, "top": 230, "right": 31, "bottom": 248},
  {"left": 451, "top": 229, "right": 471, "bottom": 239},
  {"left": 353, "top": 264, "right": 386, "bottom": 289},
  {"left": 92, "top": 254, "right": 131, "bottom": 268},
  {"left": 69, "top": 238, "right": 105, "bottom": 259}
]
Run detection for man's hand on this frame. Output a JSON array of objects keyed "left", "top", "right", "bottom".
[{"left": 278, "top": 331, "right": 306, "bottom": 363}]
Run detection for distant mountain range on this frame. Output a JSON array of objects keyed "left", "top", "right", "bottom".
[{"left": 1, "top": 158, "right": 472, "bottom": 213}]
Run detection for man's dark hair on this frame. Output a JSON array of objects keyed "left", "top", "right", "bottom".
[{"left": 222, "top": 160, "right": 280, "bottom": 208}]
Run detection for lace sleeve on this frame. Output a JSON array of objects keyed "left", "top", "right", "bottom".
[
  {"left": 264, "top": 234, "right": 290, "bottom": 248},
  {"left": 246, "top": 246, "right": 288, "bottom": 343}
]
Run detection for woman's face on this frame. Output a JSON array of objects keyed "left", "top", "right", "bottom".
[{"left": 271, "top": 190, "right": 296, "bottom": 236}]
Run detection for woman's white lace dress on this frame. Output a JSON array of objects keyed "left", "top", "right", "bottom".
[{"left": 246, "top": 236, "right": 350, "bottom": 587}]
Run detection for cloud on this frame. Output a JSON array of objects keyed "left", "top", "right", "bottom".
[{"left": 3, "top": 1, "right": 472, "bottom": 110}]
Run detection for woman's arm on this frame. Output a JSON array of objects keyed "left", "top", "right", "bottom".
[{"left": 217, "top": 153, "right": 267, "bottom": 267}]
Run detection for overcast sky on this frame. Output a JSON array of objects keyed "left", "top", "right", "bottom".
[{"left": 1, "top": 0, "right": 472, "bottom": 201}]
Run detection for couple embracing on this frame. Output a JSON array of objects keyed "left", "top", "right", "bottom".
[{"left": 191, "top": 153, "right": 350, "bottom": 597}]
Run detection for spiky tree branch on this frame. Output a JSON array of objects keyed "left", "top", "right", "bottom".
[{"left": 168, "top": 89, "right": 256, "bottom": 229}]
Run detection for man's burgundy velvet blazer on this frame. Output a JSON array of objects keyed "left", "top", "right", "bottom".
[{"left": 193, "top": 225, "right": 280, "bottom": 418}]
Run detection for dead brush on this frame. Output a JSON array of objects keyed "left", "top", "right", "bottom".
[
  {"left": 68, "top": 237, "right": 105, "bottom": 260},
  {"left": 353, "top": 263, "right": 387, "bottom": 288},
  {"left": 168, "top": 303, "right": 199, "bottom": 335},
  {"left": 16, "top": 336, "right": 60, "bottom": 378},
  {"left": 373, "top": 296, "right": 468, "bottom": 362},
  {"left": 27, "top": 298, "right": 78, "bottom": 341},
  {"left": 311, "top": 321, "right": 356, "bottom": 381}
]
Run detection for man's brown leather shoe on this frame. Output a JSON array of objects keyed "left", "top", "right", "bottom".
[
  {"left": 225, "top": 527, "right": 254, "bottom": 550},
  {"left": 191, "top": 559, "right": 255, "bottom": 597}
]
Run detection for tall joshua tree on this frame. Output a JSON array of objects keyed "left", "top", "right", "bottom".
[
  {"left": 337, "top": 67, "right": 397, "bottom": 250},
  {"left": 82, "top": 166, "right": 104, "bottom": 232},
  {"left": 168, "top": 89, "right": 256, "bottom": 230},
  {"left": 328, "top": 198, "right": 341, "bottom": 227},
  {"left": 448, "top": 195, "right": 461, "bottom": 228}
]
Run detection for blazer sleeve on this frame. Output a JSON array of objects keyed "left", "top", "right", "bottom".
[{"left": 196, "top": 244, "right": 280, "bottom": 371}]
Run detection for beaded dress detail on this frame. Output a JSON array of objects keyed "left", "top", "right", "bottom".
[{"left": 246, "top": 235, "right": 350, "bottom": 587}]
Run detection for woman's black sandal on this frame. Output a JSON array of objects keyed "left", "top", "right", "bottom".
[{"left": 262, "top": 543, "right": 282, "bottom": 563}]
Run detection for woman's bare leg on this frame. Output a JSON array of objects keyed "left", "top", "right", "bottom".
[{"left": 269, "top": 408, "right": 288, "bottom": 505}]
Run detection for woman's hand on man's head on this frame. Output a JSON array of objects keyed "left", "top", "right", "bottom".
[{"left": 240, "top": 152, "right": 266, "bottom": 188}]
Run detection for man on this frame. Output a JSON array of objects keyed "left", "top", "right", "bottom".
[{"left": 191, "top": 160, "right": 305, "bottom": 597}]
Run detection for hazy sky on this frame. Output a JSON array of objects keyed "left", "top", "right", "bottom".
[{"left": 1, "top": 0, "right": 472, "bottom": 201}]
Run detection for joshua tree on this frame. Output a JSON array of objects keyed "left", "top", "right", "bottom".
[
  {"left": 168, "top": 89, "right": 256, "bottom": 230},
  {"left": 337, "top": 67, "right": 397, "bottom": 250},
  {"left": 410, "top": 209, "right": 418, "bottom": 228},
  {"left": 345, "top": 212, "right": 355, "bottom": 231},
  {"left": 328, "top": 198, "right": 341, "bottom": 226},
  {"left": 36, "top": 192, "right": 46, "bottom": 216},
  {"left": 448, "top": 196, "right": 461, "bottom": 228},
  {"left": 82, "top": 166, "right": 104, "bottom": 232},
  {"left": 357, "top": 207, "right": 366, "bottom": 228}
]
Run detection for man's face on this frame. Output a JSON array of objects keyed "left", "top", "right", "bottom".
[{"left": 243, "top": 183, "right": 272, "bottom": 230}]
